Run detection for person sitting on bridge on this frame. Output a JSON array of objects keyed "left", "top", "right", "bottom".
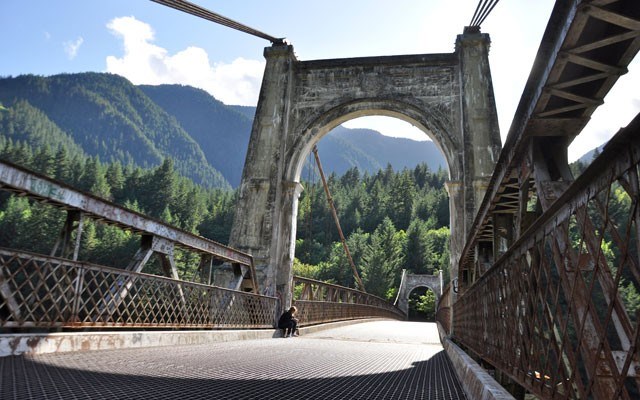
[{"left": 278, "top": 306, "right": 299, "bottom": 337}]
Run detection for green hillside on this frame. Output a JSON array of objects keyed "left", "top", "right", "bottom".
[
  {"left": 139, "top": 84, "right": 252, "bottom": 187},
  {"left": 0, "top": 73, "right": 230, "bottom": 189},
  {"left": 0, "top": 72, "right": 448, "bottom": 189}
]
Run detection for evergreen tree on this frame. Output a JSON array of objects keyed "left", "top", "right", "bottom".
[
  {"left": 145, "top": 158, "right": 176, "bottom": 218},
  {"left": 361, "top": 217, "right": 405, "bottom": 298},
  {"left": 424, "top": 226, "right": 450, "bottom": 276},
  {"left": 0, "top": 196, "right": 30, "bottom": 248},
  {"left": 389, "top": 169, "right": 416, "bottom": 230},
  {"left": 405, "top": 219, "right": 429, "bottom": 274},
  {"left": 413, "top": 163, "right": 431, "bottom": 189},
  {"left": 32, "top": 146, "right": 55, "bottom": 177},
  {"left": 106, "top": 161, "right": 125, "bottom": 203},
  {"left": 53, "top": 147, "right": 73, "bottom": 184},
  {"left": 79, "top": 157, "right": 111, "bottom": 198}
]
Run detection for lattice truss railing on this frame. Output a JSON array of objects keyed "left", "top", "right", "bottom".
[
  {"left": 453, "top": 116, "right": 640, "bottom": 399},
  {"left": 458, "top": 0, "right": 640, "bottom": 287},
  {"left": 0, "top": 248, "right": 276, "bottom": 329},
  {"left": 436, "top": 283, "right": 453, "bottom": 334},
  {"left": 292, "top": 276, "right": 405, "bottom": 325}
]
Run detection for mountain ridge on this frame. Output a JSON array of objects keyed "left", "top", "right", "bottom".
[{"left": 0, "top": 73, "right": 448, "bottom": 188}]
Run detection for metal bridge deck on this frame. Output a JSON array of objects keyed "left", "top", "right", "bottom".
[{"left": 1, "top": 321, "right": 466, "bottom": 399}]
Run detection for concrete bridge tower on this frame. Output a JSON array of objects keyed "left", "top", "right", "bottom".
[{"left": 223, "top": 29, "right": 501, "bottom": 306}]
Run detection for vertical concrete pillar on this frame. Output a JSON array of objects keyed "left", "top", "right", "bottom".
[
  {"left": 275, "top": 180, "right": 304, "bottom": 308},
  {"left": 228, "top": 45, "right": 297, "bottom": 296},
  {"left": 445, "top": 180, "right": 464, "bottom": 282},
  {"left": 456, "top": 29, "right": 502, "bottom": 236}
]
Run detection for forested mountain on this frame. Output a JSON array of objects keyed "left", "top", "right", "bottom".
[
  {"left": 0, "top": 73, "right": 230, "bottom": 188},
  {"left": 0, "top": 137, "right": 450, "bottom": 303},
  {"left": 311, "top": 126, "right": 445, "bottom": 178},
  {"left": 139, "top": 85, "right": 252, "bottom": 187},
  {"left": 0, "top": 73, "right": 446, "bottom": 188},
  {"left": 0, "top": 99, "right": 86, "bottom": 161}
]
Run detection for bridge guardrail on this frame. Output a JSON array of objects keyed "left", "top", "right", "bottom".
[
  {"left": 452, "top": 114, "right": 640, "bottom": 399},
  {"left": 292, "top": 276, "right": 405, "bottom": 325},
  {"left": 0, "top": 248, "right": 276, "bottom": 330},
  {"left": 436, "top": 282, "right": 453, "bottom": 335}
]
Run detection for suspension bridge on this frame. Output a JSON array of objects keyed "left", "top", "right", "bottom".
[{"left": 1, "top": 0, "right": 640, "bottom": 399}]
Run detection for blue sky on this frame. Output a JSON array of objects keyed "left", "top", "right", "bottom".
[{"left": 1, "top": 0, "right": 638, "bottom": 161}]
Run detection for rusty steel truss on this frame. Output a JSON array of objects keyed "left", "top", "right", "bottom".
[
  {"left": 0, "top": 248, "right": 276, "bottom": 329},
  {"left": 460, "top": 0, "right": 640, "bottom": 287},
  {"left": 452, "top": 116, "right": 640, "bottom": 400},
  {"left": 447, "top": 1, "right": 640, "bottom": 399},
  {"left": 0, "top": 159, "right": 258, "bottom": 292},
  {"left": 0, "top": 248, "right": 405, "bottom": 330},
  {"left": 292, "top": 276, "right": 405, "bottom": 326}
]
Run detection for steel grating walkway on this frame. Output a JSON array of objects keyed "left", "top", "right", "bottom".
[{"left": 0, "top": 321, "right": 466, "bottom": 399}]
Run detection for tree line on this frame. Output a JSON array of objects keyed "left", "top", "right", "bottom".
[
  {"left": 294, "top": 162, "right": 451, "bottom": 300},
  {"left": 0, "top": 139, "right": 452, "bottom": 302},
  {"left": 0, "top": 141, "right": 235, "bottom": 277}
]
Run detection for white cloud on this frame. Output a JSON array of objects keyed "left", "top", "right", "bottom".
[
  {"left": 105, "top": 16, "right": 264, "bottom": 105},
  {"left": 63, "top": 37, "right": 84, "bottom": 60},
  {"left": 102, "top": 11, "right": 639, "bottom": 154}
]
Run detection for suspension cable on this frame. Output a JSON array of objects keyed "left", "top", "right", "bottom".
[
  {"left": 151, "top": 0, "right": 286, "bottom": 45},
  {"left": 468, "top": 0, "right": 500, "bottom": 27},
  {"left": 312, "top": 146, "right": 366, "bottom": 293},
  {"left": 306, "top": 153, "right": 315, "bottom": 255}
]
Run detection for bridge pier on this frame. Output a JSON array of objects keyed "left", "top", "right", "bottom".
[
  {"left": 226, "top": 45, "right": 298, "bottom": 299},
  {"left": 227, "top": 30, "right": 501, "bottom": 310}
]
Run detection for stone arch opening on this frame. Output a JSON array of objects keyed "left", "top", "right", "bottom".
[
  {"left": 287, "top": 102, "right": 457, "bottom": 185},
  {"left": 407, "top": 286, "right": 438, "bottom": 322},
  {"left": 292, "top": 112, "right": 452, "bottom": 294}
]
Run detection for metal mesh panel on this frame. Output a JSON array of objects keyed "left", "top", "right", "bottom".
[
  {"left": 0, "top": 249, "right": 276, "bottom": 329},
  {"left": 436, "top": 283, "right": 453, "bottom": 334},
  {"left": 292, "top": 276, "right": 405, "bottom": 325}
]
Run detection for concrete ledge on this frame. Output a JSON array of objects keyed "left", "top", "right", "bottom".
[
  {"left": 0, "top": 329, "right": 278, "bottom": 357},
  {"left": 438, "top": 323, "right": 514, "bottom": 400},
  {"left": 0, "top": 318, "right": 382, "bottom": 357}
]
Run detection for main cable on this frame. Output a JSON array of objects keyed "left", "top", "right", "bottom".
[
  {"left": 151, "top": 0, "right": 285, "bottom": 44},
  {"left": 469, "top": 0, "right": 500, "bottom": 27}
]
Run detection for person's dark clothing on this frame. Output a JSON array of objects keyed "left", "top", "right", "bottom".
[{"left": 278, "top": 310, "right": 298, "bottom": 336}]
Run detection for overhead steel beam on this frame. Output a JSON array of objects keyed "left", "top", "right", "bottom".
[{"left": 459, "top": 0, "right": 640, "bottom": 283}]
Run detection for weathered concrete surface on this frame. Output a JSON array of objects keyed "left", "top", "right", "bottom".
[
  {"left": 0, "top": 329, "right": 278, "bottom": 357},
  {"left": 0, "top": 319, "right": 383, "bottom": 357},
  {"left": 438, "top": 323, "right": 515, "bottom": 400},
  {"left": 228, "top": 31, "right": 502, "bottom": 306},
  {"left": 443, "top": 338, "right": 515, "bottom": 400}
]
